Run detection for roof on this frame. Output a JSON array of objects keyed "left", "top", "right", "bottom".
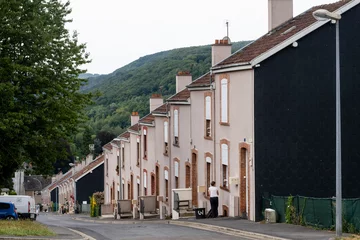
[
  {"left": 152, "top": 103, "right": 168, "bottom": 114},
  {"left": 215, "top": 0, "right": 352, "bottom": 68},
  {"left": 187, "top": 72, "right": 212, "bottom": 88},
  {"left": 103, "top": 142, "right": 112, "bottom": 151},
  {"left": 167, "top": 88, "right": 190, "bottom": 102},
  {"left": 24, "top": 175, "right": 52, "bottom": 191},
  {"left": 129, "top": 123, "right": 140, "bottom": 132},
  {"left": 139, "top": 113, "right": 155, "bottom": 124},
  {"left": 71, "top": 155, "right": 104, "bottom": 181},
  {"left": 119, "top": 131, "right": 130, "bottom": 139},
  {"left": 48, "top": 171, "right": 72, "bottom": 191}
]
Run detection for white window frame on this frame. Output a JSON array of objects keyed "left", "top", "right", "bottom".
[{"left": 221, "top": 78, "right": 228, "bottom": 123}]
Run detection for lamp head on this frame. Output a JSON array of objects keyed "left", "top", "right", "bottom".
[{"left": 313, "top": 9, "right": 341, "bottom": 21}]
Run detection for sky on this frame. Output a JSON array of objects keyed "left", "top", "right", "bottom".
[{"left": 66, "top": 0, "right": 339, "bottom": 74}]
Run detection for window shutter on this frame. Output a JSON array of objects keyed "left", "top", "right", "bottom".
[
  {"left": 174, "top": 110, "right": 179, "bottom": 137},
  {"left": 206, "top": 156, "right": 211, "bottom": 163},
  {"left": 164, "top": 170, "right": 169, "bottom": 180},
  {"left": 174, "top": 161, "right": 179, "bottom": 177},
  {"left": 221, "top": 79, "right": 228, "bottom": 123},
  {"left": 221, "top": 143, "right": 228, "bottom": 165},
  {"left": 164, "top": 121, "right": 168, "bottom": 143},
  {"left": 143, "top": 129, "right": 147, "bottom": 135},
  {"left": 205, "top": 96, "right": 211, "bottom": 120}
]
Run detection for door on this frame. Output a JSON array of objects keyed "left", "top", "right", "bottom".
[
  {"left": 156, "top": 166, "right": 159, "bottom": 208},
  {"left": 240, "top": 147, "right": 247, "bottom": 218},
  {"left": 191, "top": 152, "right": 198, "bottom": 207}
]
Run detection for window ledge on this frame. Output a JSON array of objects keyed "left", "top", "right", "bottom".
[
  {"left": 220, "top": 186, "right": 230, "bottom": 192},
  {"left": 173, "top": 144, "right": 180, "bottom": 148},
  {"left": 143, "top": 157, "right": 147, "bottom": 160},
  {"left": 219, "top": 122, "right": 230, "bottom": 126},
  {"left": 204, "top": 136, "right": 213, "bottom": 141},
  {"left": 163, "top": 153, "right": 168, "bottom": 156}
]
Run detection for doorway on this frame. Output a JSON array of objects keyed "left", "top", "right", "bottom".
[
  {"left": 191, "top": 152, "right": 198, "bottom": 207},
  {"left": 240, "top": 147, "right": 247, "bottom": 218}
]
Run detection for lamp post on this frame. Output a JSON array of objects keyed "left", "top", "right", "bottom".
[{"left": 313, "top": 9, "right": 342, "bottom": 237}]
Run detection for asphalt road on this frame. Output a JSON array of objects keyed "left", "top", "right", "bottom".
[{"left": 37, "top": 214, "right": 250, "bottom": 240}]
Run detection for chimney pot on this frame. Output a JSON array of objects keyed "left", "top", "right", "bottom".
[{"left": 215, "top": 39, "right": 219, "bottom": 44}]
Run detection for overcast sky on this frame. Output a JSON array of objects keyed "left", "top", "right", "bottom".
[{"left": 66, "top": 0, "right": 339, "bottom": 74}]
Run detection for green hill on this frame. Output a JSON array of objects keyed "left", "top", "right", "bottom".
[{"left": 81, "top": 41, "right": 252, "bottom": 135}]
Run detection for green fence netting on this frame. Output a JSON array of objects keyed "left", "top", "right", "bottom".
[{"left": 262, "top": 195, "right": 360, "bottom": 232}]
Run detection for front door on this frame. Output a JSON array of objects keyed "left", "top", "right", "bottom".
[
  {"left": 191, "top": 152, "right": 198, "bottom": 207},
  {"left": 240, "top": 148, "right": 247, "bottom": 218}
]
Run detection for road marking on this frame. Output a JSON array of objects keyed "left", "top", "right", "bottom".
[{"left": 67, "top": 227, "right": 96, "bottom": 240}]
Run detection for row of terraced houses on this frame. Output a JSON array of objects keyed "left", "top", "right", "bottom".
[{"left": 44, "top": 0, "right": 360, "bottom": 221}]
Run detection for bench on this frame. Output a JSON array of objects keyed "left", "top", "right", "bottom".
[{"left": 173, "top": 192, "right": 191, "bottom": 211}]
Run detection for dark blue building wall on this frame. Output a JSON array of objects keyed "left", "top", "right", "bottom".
[
  {"left": 76, "top": 163, "right": 104, "bottom": 204},
  {"left": 50, "top": 187, "right": 58, "bottom": 203},
  {"left": 254, "top": 5, "right": 360, "bottom": 221}
]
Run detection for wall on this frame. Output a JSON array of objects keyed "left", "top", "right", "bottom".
[{"left": 76, "top": 164, "right": 104, "bottom": 204}]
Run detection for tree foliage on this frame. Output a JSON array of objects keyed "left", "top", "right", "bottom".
[{"left": 0, "top": 0, "right": 93, "bottom": 185}]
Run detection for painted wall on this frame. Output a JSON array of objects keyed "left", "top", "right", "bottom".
[
  {"left": 214, "top": 69, "right": 255, "bottom": 218},
  {"left": 76, "top": 164, "right": 104, "bottom": 204}
]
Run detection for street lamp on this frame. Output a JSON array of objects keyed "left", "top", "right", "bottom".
[{"left": 313, "top": 9, "right": 342, "bottom": 237}]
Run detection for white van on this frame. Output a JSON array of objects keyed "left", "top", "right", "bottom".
[{"left": 0, "top": 195, "right": 37, "bottom": 220}]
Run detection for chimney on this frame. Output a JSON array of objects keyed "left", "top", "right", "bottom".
[
  {"left": 268, "top": 0, "right": 293, "bottom": 31},
  {"left": 150, "top": 94, "right": 163, "bottom": 112},
  {"left": 212, "top": 39, "right": 232, "bottom": 67},
  {"left": 131, "top": 112, "right": 139, "bottom": 125},
  {"left": 176, "top": 71, "right": 192, "bottom": 93}
]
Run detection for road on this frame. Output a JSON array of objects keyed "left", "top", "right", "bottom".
[{"left": 37, "top": 213, "right": 250, "bottom": 240}]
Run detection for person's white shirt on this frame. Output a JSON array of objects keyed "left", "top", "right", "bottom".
[{"left": 208, "top": 186, "right": 219, "bottom": 198}]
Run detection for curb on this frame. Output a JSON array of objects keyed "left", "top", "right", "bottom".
[
  {"left": 67, "top": 228, "right": 95, "bottom": 240},
  {"left": 72, "top": 217, "right": 289, "bottom": 240}
]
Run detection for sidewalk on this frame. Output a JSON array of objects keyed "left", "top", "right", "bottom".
[{"left": 72, "top": 214, "right": 339, "bottom": 240}]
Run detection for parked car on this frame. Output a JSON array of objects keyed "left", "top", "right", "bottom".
[
  {"left": 0, "top": 202, "right": 18, "bottom": 220},
  {"left": 0, "top": 195, "right": 36, "bottom": 220}
]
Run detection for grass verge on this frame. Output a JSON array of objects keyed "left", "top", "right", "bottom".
[{"left": 0, "top": 220, "right": 55, "bottom": 236}]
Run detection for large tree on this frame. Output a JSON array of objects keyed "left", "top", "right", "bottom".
[{"left": 0, "top": 0, "right": 92, "bottom": 185}]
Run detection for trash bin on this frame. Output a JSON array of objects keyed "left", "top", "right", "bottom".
[{"left": 194, "top": 208, "right": 205, "bottom": 219}]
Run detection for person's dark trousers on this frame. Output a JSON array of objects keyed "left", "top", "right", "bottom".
[{"left": 210, "top": 197, "right": 218, "bottom": 218}]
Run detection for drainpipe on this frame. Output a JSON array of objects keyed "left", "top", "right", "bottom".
[{"left": 210, "top": 72, "right": 217, "bottom": 184}]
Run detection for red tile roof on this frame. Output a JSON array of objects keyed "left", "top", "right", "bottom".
[
  {"left": 216, "top": 0, "right": 351, "bottom": 67},
  {"left": 139, "top": 113, "right": 155, "bottom": 124},
  {"left": 167, "top": 88, "right": 190, "bottom": 102},
  {"left": 129, "top": 123, "right": 140, "bottom": 132},
  {"left": 187, "top": 72, "right": 212, "bottom": 88},
  {"left": 48, "top": 171, "right": 72, "bottom": 191},
  {"left": 119, "top": 131, "right": 130, "bottom": 139},
  {"left": 71, "top": 155, "right": 104, "bottom": 181},
  {"left": 103, "top": 142, "right": 112, "bottom": 151},
  {"left": 152, "top": 103, "right": 168, "bottom": 114}
]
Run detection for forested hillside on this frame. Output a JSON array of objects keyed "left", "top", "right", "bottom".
[{"left": 81, "top": 40, "right": 251, "bottom": 136}]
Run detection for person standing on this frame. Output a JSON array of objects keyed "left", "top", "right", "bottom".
[{"left": 208, "top": 181, "right": 219, "bottom": 218}]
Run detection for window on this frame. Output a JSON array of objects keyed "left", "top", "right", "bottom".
[
  {"left": 164, "top": 169, "right": 169, "bottom": 201},
  {"left": 221, "top": 143, "right": 229, "bottom": 188},
  {"left": 164, "top": 121, "right": 169, "bottom": 154},
  {"left": 106, "top": 155, "right": 109, "bottom": 177},
  {"left": 173, "top": 109, "right": 179, "bottom": 145},
  {"left": 128, "top": 183, "right": 131, "bottom": 200},
  {"left": 185, "top": 165, "right": 191, "bottom": 188},
  {"left": 221, "top": 78, "right": 228, "bottom": 123},
  {"left": 174, "top": 160, "right": 179, "bottom": 188},
  {"left": 205, "top": 96, "right": 211, "bottom": 137},
  {"left": 137, "top": 177, "right": 140, "bottom": 198},
  {"left": 136, "top": 138, "right": 140, "bottom": 166},
  {"left": 206, "top": 156, "right": 212, "bottom": 196},
  {"left": 121, "top": 144, "right": 125, "bottom": 168},
  {"left": 143, "top": 170, "right": 147, "bottom": 196},
  {"left": 143, "top": 128, "right": 147, "bottom": 158}
]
